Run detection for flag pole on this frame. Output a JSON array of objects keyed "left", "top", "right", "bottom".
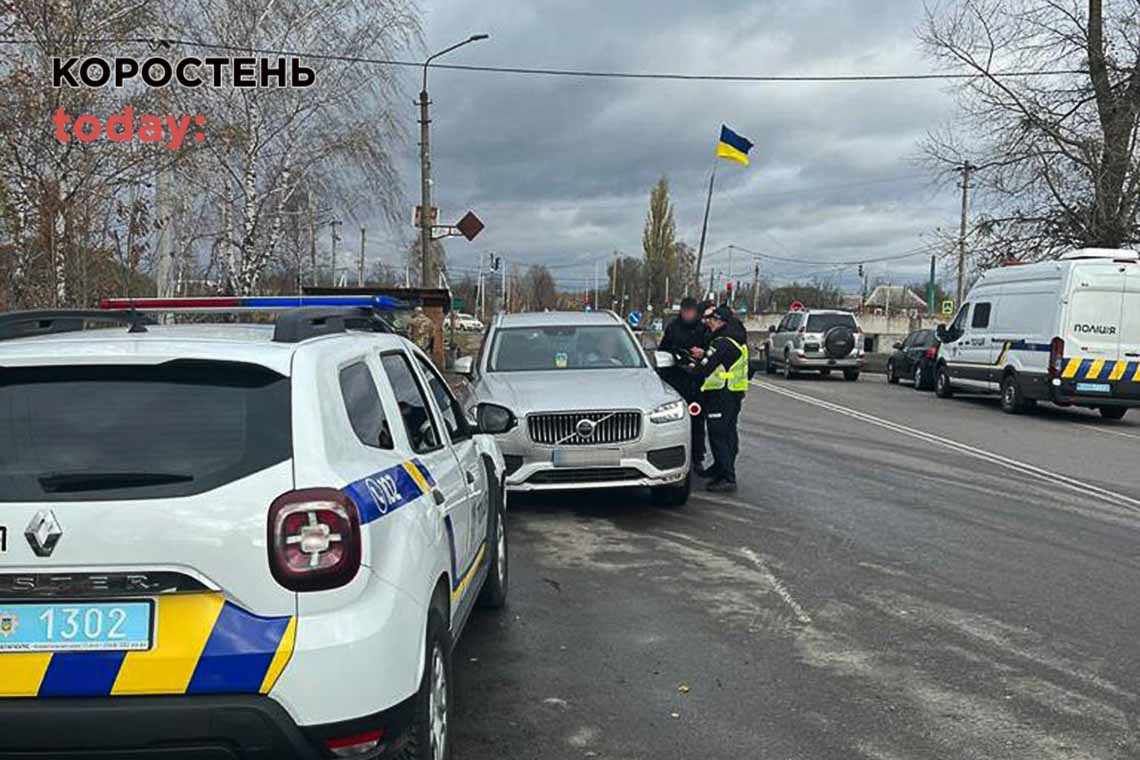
[{"left": 694, "top": 163, "right": 717, "bottom": 298}]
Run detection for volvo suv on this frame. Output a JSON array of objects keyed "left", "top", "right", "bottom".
[{"left": 455, "top": 311, "right": 691, "bottom": 506}]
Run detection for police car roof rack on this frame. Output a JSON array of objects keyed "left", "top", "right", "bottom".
[
  {"left": 97, "top": 296, "right": 405, "bottom": 344},
  {"left": 0, "top": 309, "right": 153, "bottom": 342}
]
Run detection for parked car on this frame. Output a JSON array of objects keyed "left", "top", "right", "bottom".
[
  {"left": 934, "top": 248, "right": 1140, "bottom": 418},
  {"left": 887, "top": 329, "right": 940, "bottom": 390},
  {"left": 455, "top": 310, "right": 691, "bottom": 506},
  {"left": 0, "top": 299, "right": 512, "bottom": 760},
  {"left": 763, "top": 309, "right": 865, "bottom": 380},
  {"left": 450, "top": 312, "right": 485, "bottom": 332}
]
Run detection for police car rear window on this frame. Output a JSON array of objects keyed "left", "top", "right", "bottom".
[{"left": 0, "top": 360, "right": 291, "bottom": 502}]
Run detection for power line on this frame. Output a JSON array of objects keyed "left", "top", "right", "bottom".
[{"left": 0, "top": 36, "right": 1087, "bottom": 83}]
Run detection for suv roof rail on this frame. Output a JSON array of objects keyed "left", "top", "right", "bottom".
[
  {"left": 0, "top": 309, "right": 152, "bottom": 342},
  {"left": 271, "top": 307, "right": 394, "bottom": 343}
]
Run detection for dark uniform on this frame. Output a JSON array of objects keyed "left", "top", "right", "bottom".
[
  {"left": 658, "top": 301, "right": 707, "bottom": 470},
  {"left": 686, "top": 306, "right": 748, "bottom": 491}
]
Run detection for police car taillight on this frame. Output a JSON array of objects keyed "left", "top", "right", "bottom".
[
  {"left": 1048, "top": 337, "right": 1065, "bottom": 379},
  {"left": 268, "top": 489, "right": 361, "bottom": 592}
]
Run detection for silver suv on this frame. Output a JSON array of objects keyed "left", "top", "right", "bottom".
[
  {"left": 455, "top": 311, "right": 691, "bottom": 506},
  {"left": 763, "top": 309, "right": 865, "bottom": 380}
]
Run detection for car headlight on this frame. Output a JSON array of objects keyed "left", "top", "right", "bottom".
[{"left": 649, "top": 399, "right": 686, "bottom": 424}]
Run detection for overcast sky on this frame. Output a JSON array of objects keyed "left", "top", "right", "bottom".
[{"left": 376, "top": 0, "right": 963, "bottom": 293}]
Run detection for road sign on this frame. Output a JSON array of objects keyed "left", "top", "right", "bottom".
[
  {"left": 455, "top": 211, "right": 485, "bottom": 241},
  {"left": 790, "top": 301, "right": 804, "bottom": 312},
  {"left": 628, "top": 310, "right": 642, "bottom": 328},
  {"left": 941, "top": 300, "right": 955, "bottom": 316}
]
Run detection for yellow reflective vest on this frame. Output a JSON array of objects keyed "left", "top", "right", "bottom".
[{"left": 700, "top": 337, "right": 749, "bottom": 392}]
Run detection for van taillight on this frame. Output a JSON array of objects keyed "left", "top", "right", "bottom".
[
  {"left": 268, "top": 488, "right": 361, "bottom": 592},
  {"left": 1048, "top": 337, "right": 1065, "bottom": 379}
]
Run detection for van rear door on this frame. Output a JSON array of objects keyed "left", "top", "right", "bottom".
[
  {"left": 1064, "top": 264, "right": 1126, "bottom": 376},
  {"left": 1120, "top": 263, "right": 1140, "bottom": 372}
]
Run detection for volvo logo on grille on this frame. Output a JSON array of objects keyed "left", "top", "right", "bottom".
[
  {"left": 575, "top": 418, "right": 597, "bottom": 438},
  {"left": 25, "top": 510, "right": 62, "bottom": 558}
]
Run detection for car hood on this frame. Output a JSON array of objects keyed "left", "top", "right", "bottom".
[{"left": 474, "top": 368, "right": 680, "bottom": 415}]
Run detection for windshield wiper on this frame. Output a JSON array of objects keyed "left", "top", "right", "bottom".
[{"left": 38, "top": 471, "right": 194, "bottom": 493}]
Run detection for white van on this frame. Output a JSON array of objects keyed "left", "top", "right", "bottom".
[{"left": 934, "top": 248, "right": 1140, "bottom": 419}]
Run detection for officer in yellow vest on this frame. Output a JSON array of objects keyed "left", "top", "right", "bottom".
[{"left": 686, "top": 304, "right": 748, "bottom": 492}]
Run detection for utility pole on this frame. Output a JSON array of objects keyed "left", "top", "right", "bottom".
[
  {"left": 751, "top": 259, "right": 761, "bottom": 314},
  {"left": 694, "top": 166, "right": 717, "bottom": 293},
  {"left": 419, "top": 34, "right": 490, "bottom": 288},
  {"left": 956, "top": 161, "right": 975, "bottom": 307},
  {"left": 928, "top": 254, "right": 936, "bottom": 316},
  {"left": 357, "top": 227, "right": 366, "bottom": 286},
  {"left": 501, "top": 257, "right": 507, "bottom": 313},
  {"left": 329, "top": 220, "right": 342, "bottom": 286},
  {"left": 307, "top": 191, "right": 317, "bottom": 286}
]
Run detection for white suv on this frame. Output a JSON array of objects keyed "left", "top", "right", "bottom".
[{"left": 0, "top": 302, "right": 512, "bottom": 760}]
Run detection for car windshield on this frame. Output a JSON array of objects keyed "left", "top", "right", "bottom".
[
  {"left": 0, "top": 360, "right": 291, "bottom": 501},
  {"left": 806, "top": 313, "right": 858, "bottom": 332},
  {"left": 489, "top": 326, "right": 644, "bottom": 372}
]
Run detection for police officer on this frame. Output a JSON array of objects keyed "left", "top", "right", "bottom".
[
  {"left": 658, "top": 297, "right": 709, "bottom": 474},
  {"left": 686, "top": 304, "right": 748, "bottom": 492},
  {"left": 408, "top": 306, "right": 435, "bottom": 354}
]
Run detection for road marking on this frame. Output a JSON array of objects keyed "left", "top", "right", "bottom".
[
  {"left": 751, "top": 379, "right": 1140, "bottom": 511},
  {"left": 1074, "top": 423, "right": 1140, "bottom": 442},
  {"left": 740, "top": 547, "right": 812, "bottom": 625}
]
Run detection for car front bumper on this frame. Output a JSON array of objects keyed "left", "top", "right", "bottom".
[{"left": 0, "top": 693, "right": 414, "bottom": 760}]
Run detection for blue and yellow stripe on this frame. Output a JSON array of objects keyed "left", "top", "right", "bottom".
[
  {"left": 343, "top": 460, "right": 435, "bottom": 525},
  {"left": 1061, "top": 358, "right": 1140, "bottom": 382},
  {"left": 0, "top": 594, "right": 294, "bottom": 699}
]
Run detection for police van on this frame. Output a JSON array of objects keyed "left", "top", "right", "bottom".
[
  {"left": 0, "top": 298, "right": 512, "bottom": 760},
  {"left": 934, "top": 248, "right": 1140, "bottom": 419}
]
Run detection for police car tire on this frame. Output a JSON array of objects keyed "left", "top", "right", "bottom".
[
  {"left": 935, "top": 367, "right": 954, "bottom": 398},
  {"left": 1000, "top": 374, "right": 1030, "bottom": 414},
  {"left": 400, "top": 609, "right": 453, "bottom": 760},
  {"left": 652, "top": 474, "right": 691, "bottom": 507},
  {"left": 1099, "top": 406, "right": 1128, "bottom": 420},
  {"left": 477, "top": 462, "right": 508, "bottom": 610}
]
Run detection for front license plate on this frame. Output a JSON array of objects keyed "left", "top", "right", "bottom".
[
  {"left": 1076, "top": 382, "right": 1112, "bottom": 394},
  {"left": 0, "top": 601, "right": 153, "bottom": 653},
  {"left": 552, "top": 448, "right": 621, "bottom": 468}
]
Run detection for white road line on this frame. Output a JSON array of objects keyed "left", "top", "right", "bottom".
[
  {"left": 1074, "top": 423, "right": 1140, "bottom": 442},
  {"left": 740, "top": 547, "right": 813, "bottom": 625},
  {"left": 751, "top": 379, "right": 1140, "bottom": 511}
]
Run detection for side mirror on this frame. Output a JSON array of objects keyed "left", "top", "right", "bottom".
[
  {"left": 892, "top": 341, "right": 903, "bottom": 350},
  {"left": 652, "top": 350, "right": 676, "bottom": 369},
  {"left": 453, "top": 356, "right": 474, "bottom": 377},
  {"left": 476, "top": 403, "right": 517, "bottom": 435},
  {"left": 935, "top": 324, "right": 949, "bottom": 342}
]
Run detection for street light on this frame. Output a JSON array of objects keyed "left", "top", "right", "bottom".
[{"left": 419, "top": 33, "right": 490, "bottom": 288}]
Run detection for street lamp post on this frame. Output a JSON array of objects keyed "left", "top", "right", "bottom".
[{"left": 419, "top": 33, "right": 489, "bottom": 288}]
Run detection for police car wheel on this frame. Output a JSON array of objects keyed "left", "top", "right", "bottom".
[
  {"left": 1000, "top": 374, "right": 1026, "bottom": 414},
  {"left": 935, "top": 367, "right": 954, "bottom": 398},
  {"left": 401, "top": 609, "right": 453, "bottom": 760},
  {"left": 652, "top": 474, "right": 691, "bottom": 507},
  {"left": 1099, "top": 406, "right": 1128, "bottom": 420},
  {"left": 477, "top": 467, "right": 508, "bottom": 610}
]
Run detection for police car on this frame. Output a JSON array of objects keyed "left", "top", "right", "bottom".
[
  {"left": 0, "top": 297, "right": 513, "bottom": 760},
  {"left": 935, "top": 248, "right": 1140, "bottom": 418}
]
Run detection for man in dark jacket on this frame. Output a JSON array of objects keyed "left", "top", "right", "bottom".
[
  {"left": 685, "top": 304, "right": 748, "bottom": 492},
  {"left": 658, "top": 297, "right": 709, "bottom": 474}
]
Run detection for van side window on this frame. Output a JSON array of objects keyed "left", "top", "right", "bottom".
[
  {"left": 339, "top": 362, "right": 394, "bottom": 450},
  {"left": 971, "top": 303, "right": 992, "bottom": 329}
]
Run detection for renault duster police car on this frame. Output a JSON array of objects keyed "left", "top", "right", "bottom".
[
  {"left": 934, "top": 249, "right": 1140, "bottom": 419},
  {"left": 0, "top": 298, "right": 512, "bottom": 760}
]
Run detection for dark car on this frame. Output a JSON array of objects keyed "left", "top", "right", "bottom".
[{"left": 887, "top": 329, "right": 939, "bottom": 390}]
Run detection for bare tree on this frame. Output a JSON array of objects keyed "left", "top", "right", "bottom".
[{"left": 920, "top": 0, "right": 1140, "bottom": 266}]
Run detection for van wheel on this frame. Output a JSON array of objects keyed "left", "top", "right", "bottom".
[
  {"left": 887, "top": 360, "right": 899, "bottom": 384},
  {"left": 400, "top": 609, "right": 453, "bottom": 760},
  {"left": 1000, "top": 374, "right": 1033, "bottom": 414},
  {"left": 1099, "top": 406, "right": 1128, "bottom": 420},
  {"left": 935, "top": 367, "right": 954, "bottom": 398}
]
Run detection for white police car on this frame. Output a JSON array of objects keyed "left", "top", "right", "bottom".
[{"left": 0, "top": 298, "right": 513, "bottom": 760}]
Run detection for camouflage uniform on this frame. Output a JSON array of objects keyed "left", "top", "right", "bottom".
[{"left": 408, "top": 309, "right": 435, "bottom": 353}]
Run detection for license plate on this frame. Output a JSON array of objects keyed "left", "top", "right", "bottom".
[
  {"left": 1076, "top": 382, "right": 1112, "bottom": 394},
  {"left": 0, "top": 601, "right": 153, "bottom": 653},
  {"left": 552, "top": 448, "right": 621, "bottom": 468}
]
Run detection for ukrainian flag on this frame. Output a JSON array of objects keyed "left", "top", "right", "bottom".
[{"left": 716, "top": 125, "right": 754, "bottom": 166}]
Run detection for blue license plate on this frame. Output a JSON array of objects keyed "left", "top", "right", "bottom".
[
  {"left": 1076, "top": 382, "right": 1112, "bottom": 394},
  {"left": 0, "top": 601, "right": 153, "bottom": 652}
]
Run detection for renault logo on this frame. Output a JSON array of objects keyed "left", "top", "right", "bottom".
[
  {"left": 575, "top": 418, "right": 597, "bottom": 438},
  {"left": 25, "top": 510, "right": 62, "bottom": 558}
]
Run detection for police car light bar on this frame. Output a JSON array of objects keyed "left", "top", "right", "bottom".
[{"left": 99, "top": 295, "right": 409, "bottom": 313}]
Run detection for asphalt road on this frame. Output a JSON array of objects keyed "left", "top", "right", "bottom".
[{"left": 451, "top": 374, "right": 1140, "bottom": 760}]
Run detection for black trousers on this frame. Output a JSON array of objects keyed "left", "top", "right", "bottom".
[
  {"left": 691, "top": 408, "right": 706, "bottom": 466},
  {"left": 706, "top": 390, "right": 743, "bottom": 483}
]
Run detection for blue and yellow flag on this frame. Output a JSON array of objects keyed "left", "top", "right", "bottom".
[{"left": 716, "top": 125, "right": 754, "bottom": 166}]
